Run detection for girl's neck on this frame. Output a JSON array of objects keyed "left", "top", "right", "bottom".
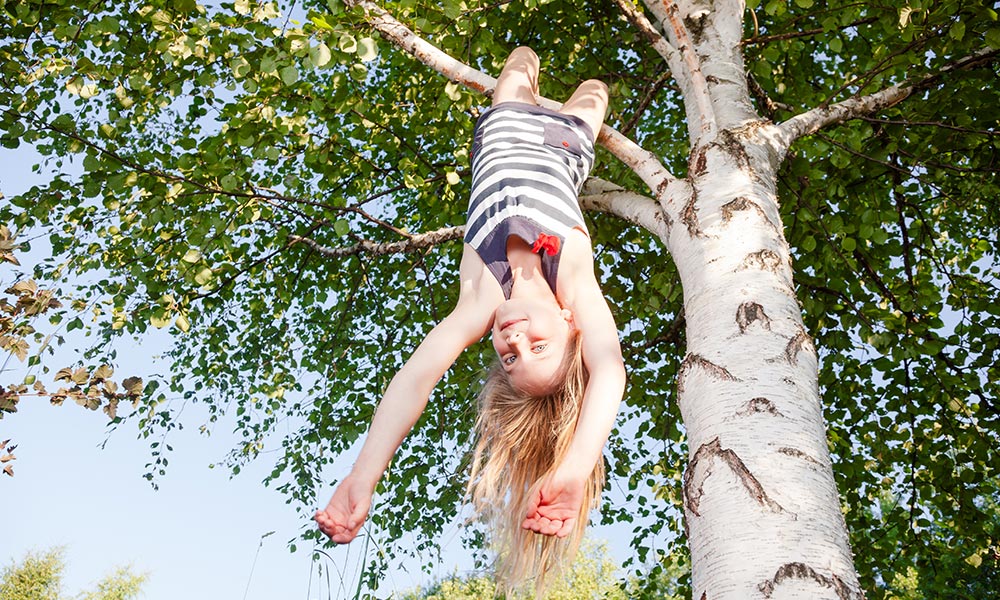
[{"left": 507, "top": 239, "right": 559, "bottom": 304}]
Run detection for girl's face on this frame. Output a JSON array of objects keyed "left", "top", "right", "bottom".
[{"left": 491, "top": 297, "right": 574, "bottom": 395}]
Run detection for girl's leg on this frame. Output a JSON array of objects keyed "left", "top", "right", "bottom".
[
  {"left": 493, "top": 46, "right": 540, "bottom": 106},
  {"left": 559, "top": 79, "right": 609, "bottom": 141}
]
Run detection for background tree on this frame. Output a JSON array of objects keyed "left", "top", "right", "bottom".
[
  {"left": 0, "top": 547, "right": 146, "bottom": 600},
  {"left": 398, "top": 540, "right": 637, "bottom": 600},
  {"left": 1, "top": 0, "right": 997, "bottom": 597}
]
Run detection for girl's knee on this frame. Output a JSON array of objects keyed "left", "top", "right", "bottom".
[
  {"left": 578, "top": 79, "right": 609, "bottom": 96},
  {"left": 508, "top": 46, "right": 538, "bottom": 62}
]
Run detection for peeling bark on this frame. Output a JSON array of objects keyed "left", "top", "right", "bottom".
[
  {"left": 684, "top": 437, "right": 788, "bottom": 517},
  {"left": 758, "top": 562, "right": 864, "bottom": 600}
]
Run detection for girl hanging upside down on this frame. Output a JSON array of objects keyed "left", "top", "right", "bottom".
[{"left": 315, "top": 46, "right": 626, "bottom": 593}]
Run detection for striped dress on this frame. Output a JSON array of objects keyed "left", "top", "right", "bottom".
[{"left": 464, "top": 102, "right": 596, "bottom": 298}]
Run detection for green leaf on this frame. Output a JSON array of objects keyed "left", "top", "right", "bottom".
[
  {"left": 195, "top": 268, "right": 213, "bottom": 286},
  {"left": 220, "top": 174, "right": 239, "bottom": 191},
  {"left": 334, "top": 219, "right": 350, "bottom": 236},
  {"left": 338, "top": 33, "right": 357, "bottom": 54},
  {"left": 794, "top": 0, "right": 813, "bottom": 7},
  {"left": 986, "top": 28, "right": 1000, "bottom": 48},
  {"left": 149, "top": 309, "right": 171, "bottom": 328},
  {"left": 309, "top": 43, "right": 332, "bottom": 68},
  {"left": 357, "top": 37, "right": 378, "bottom": 62},
  {"left": 280, "top": 65, "right": 299, "bottom": 86},
  {"left": 182, "top": 249, "right": 202, "bottom": 263},
  {"left": 949, "top": 20, "right": 965, "bottom": 40}
]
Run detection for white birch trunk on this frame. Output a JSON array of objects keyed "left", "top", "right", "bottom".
[
  {"left": 659, "top": 127, "right": 863, "bottom": 599},
  {"left": 650, "top": 1, "right": 865, "bottom": 597}
]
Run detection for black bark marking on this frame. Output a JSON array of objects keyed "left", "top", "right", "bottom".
[
  {"left": 685, "top": 11, "right": 709, "bottom": 43},
  {"left": 677, "top": 353, "right": 738, "bottom": 394},
  {"left": 683, "top": 437, "right": 787, "bottom": 517},
  {"left": 699, "top": 592, "right": 708, "bottom": 600},
  {"left": 778, "top": 446, "right": 822, "bottom": 465},
  {"left": 690, "top": 145, "right": 709, "bottom": 177},
  {"left": 655, "top": 176, "right": 671, "bottom": 197},
  {"left": 717, "top": 129, "right": 754, "bottom": 176},
  {"left": 736, "top": 301, "right": 771, "bottom": 333},
  {"left": 758, "top": 563, "right": 861, "bottom": 600},
  {"left": 736, "top": 397, "right": 785, "bottom": 418},
  {"left": 784, "top": 328, "right": 815, "bottom": 364},
  {"left": 739, "top": 249, "right": 782, "bottom": 272},
  {"left": 681, "top": 187, "right": 704, "bottom": 237},
  {"left": 654, "top": 207, "right": 674, "bottom": 237}
]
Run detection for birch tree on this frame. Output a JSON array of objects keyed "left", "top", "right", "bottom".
[{"left": 1, "top": 0, "right": 997, "bottom": 597}]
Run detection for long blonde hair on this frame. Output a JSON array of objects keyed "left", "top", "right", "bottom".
[{"left": 466, "top": 332, "right": 605, "bottom": 597}]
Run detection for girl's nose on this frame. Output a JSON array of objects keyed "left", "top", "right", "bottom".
[{"left": 506, "top": 331, "right": 522, "bottom": 344}]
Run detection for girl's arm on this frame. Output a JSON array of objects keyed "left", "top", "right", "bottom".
[
  {"left": 559, "top": 279, "right": 627, "bottom": 475},
  {"left": 317, "top": 250, "right": 500, "bottom": 542}
]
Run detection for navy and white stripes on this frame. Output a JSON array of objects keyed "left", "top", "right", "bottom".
[{"left": 464, "top": 102, "right": 595, "bottom": 250}]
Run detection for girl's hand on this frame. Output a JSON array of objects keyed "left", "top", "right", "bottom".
[
  {"left": 315, "top": 474, "right": 372, "bottom": 543},
  {"left": 521, "top": 470, "right": 586, "bottom": 538}
]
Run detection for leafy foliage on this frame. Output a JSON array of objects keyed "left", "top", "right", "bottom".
[
  {"left": 0, "top": 0, "right": 997, "bottom": 596},
  {"left": 0, "top": 225, "right": 144, "bottom": 423},
  {"left": 398, "top": 540, "right": 638, "bottom": 600}
]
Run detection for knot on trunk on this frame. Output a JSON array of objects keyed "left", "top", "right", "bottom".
[
  {"left": 678, "top": 353, "right": 738, "bottom": 394},
  {"left": 683, "top": 437, "right": 788, "bottom": 518},
  {"left": 736, "top": 397, "right": 784, "bottom": 418},
  {"left": 739, "top": 249, "right": 783, "bottom": 272},
  {"left": 758, "top": 563, "right": 862, "bottom": 600},
  {"left": 736, "top": 301, "right": 771, "bottom": 333}
]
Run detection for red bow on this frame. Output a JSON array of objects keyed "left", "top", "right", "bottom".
[{"left": 531, "top": 233, "right": 561, "bottom": 256}]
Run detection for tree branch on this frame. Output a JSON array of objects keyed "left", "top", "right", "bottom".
[
  {"left": 610, "top": 0, "right": 681, "bottom": 68},
  {"left": 345, "top": 0, "right": 675, "bottom": 194},
  {"left": 641, "top": 0, "right": 717, "bottom": 142},
  {"left": 580, "top": 178, "right": 672, "bottom": 240},
  {"left": 742, "top": 17, "right": 878, "bottom": 46},
  {"left": 292, "top": 179, "right": 669, "bottom": 259},
  {"left": 289, "top": 226, "right": 465, "bottom": 258},
  {"left": 776, "top": 47, "right": 999, "bottom": 149}
]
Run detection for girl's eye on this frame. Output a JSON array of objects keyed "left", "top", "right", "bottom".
[
  {"left": 532, "top": 344, "right": 547, "bottom": 353},
  {"left": 503, "top": 355, "right": 517, "bottom": 365}
]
